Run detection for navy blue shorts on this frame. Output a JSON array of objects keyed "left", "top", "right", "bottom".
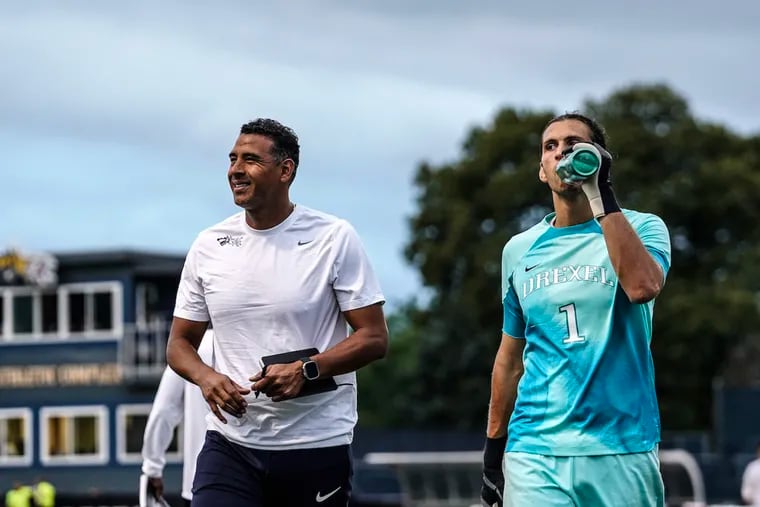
[{"left": 192, "top": 431, "right": 352, "bottom": 507}]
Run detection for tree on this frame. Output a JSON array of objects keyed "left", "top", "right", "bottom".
[
  {"left": 357, "top": 303, "right": 427, "bottom": 426},
  {"left": 361, "top": 83, "right": 760, "bottom": 431}
]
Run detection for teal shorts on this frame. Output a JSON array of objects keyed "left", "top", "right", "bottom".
[{"left": 503, "top": 449, "right": 665, "bottom": 507}]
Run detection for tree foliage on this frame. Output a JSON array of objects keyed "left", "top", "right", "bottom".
[{"left": 359, "top": 83, "right": 760, "bottom": 431}]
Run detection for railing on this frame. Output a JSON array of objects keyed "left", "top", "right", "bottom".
[
  {"left": 118, "top": 318, "right": 170, "bottom": 383},
  {"left": 364, "top": 451, "right": 481, "bottom": 507}
]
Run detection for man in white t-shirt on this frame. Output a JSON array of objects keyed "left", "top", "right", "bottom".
[
  {"left": 166, "top": 118, "right": 388, "bottom": 507},
  {"left": 140, "top": 330, "right": 214, "bottom": 507},
  {"left": 743, "top": 442, "right": 760, "bottom": 506}
]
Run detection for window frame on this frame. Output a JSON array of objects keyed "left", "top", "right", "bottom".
[
  {"left": 0, "top": 281, "right": 123, "bottom": 342},
  {"left": 0, "top": 407, "right": 33, "bottom": 467},
  {"left": 115, "top": 403, "right": 183, "bottom": 465},
  {"left": 39, "top": 405, "right": 109, "bottom": 465}
]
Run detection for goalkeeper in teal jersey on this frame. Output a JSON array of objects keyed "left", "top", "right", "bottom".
[{"left": 480, "top": 113, "right": 671, "bottom": 507}]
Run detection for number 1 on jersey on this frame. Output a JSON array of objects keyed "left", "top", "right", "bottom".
[{"left": 559, "top": 303, "right": 585, "bottom": 344}]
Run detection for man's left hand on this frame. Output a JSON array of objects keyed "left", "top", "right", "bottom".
[
  {"left": 481, "top": 466, "right": 504, "bottom": 507},
  {"left": 250, "top": 362, "right": 305, "bottom": 401},
  {"left": 580, "top": 143, "right": 621, "bottom": 218},
  {"left": 480, "top": 435, "right": 507, "bottom": 507}
]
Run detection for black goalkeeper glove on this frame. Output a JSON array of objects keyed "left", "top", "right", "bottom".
[
  {"left": 481, "top": 436, "right": 507, "bottom": 507},
  {"left": 578, "top": 142, "right": 621, "bottom": 218}
]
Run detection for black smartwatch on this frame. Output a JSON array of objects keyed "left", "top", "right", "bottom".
[{"left": 300, "top": 357, "right": 319, "bottom": 380}]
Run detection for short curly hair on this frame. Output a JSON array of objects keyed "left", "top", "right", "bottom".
[{"left": 240, "top": 118, "right": 300, "bottom": 181}]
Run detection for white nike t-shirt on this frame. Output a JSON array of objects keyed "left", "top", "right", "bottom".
[
  {"left": 743, "top": 458, "right": 760, "bottom": 505},
  {"left": 173, "top": 205, "right": 385, "bottom": 450}
]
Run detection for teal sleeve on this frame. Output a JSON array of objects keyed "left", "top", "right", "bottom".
[
  {"left": 502, "top": 282, "right": 525, "bottom": 338},
  {"left": 633, "top": 213, "right": 671, "bottom": 278},
  {"left": 501, "top": 242, "right": 525, "bottom": 338}
]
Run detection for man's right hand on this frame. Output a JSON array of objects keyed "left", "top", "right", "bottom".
[
  {"left": 481, "top": 435, "right": 507, "bottom": 507},
  {"left": 198, "top": 370, "right": 250, "bottom": 423},
  {"left": 147, "top": 476, "right": 164, "bottom": 500}
]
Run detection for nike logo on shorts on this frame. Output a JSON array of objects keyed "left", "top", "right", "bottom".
[{"left": 316, "top": 486, "right": 341, "bottom": 502}]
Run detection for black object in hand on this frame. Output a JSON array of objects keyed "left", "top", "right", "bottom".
[{"left": 260, "top": 348, "right": 338, "bottom": 398}]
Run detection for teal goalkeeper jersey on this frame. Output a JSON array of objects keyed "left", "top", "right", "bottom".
[{"left": 501, "top": 209, "right": 671, "bottom": 456}]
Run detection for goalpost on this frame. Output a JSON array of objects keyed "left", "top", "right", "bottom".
[
  {"left": 659, "top": 449, "right": 707, "bottom": 506},
  {"left": 364, "top": 451, "right": 481, "bottom": 507},
  {"left": 363, "top": 448, "right": 708, "bottom": 507}
]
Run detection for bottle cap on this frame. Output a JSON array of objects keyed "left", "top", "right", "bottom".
[{"left": 569, "top": 144, "right": 601, "bottom": 177}]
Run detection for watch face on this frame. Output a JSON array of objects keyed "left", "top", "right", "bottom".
[{"left": 303, "top": 361, "right": 319, "bottom": 380}]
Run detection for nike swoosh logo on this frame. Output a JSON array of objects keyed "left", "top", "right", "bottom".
[
  {"left": 298, "top": 240, "right": 313, "bottom": 246},
  {"left": 316, "top": 486, "right": 341, "bottom": 502},
  {"left": 525, "top": 264, "right": 539, "bottom": 272}
]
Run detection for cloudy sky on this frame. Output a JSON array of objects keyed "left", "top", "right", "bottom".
[{"left": 1, "top": 0, "right": 758, "bottom": 308}]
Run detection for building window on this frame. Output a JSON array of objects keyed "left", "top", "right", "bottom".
[
  {"left": 12, "top": 294, "right": 33, "bottom": 335},
  {"left": 93, "top": 291, "right": 113, "bottom": 331},
  {"left": 67, "top": 292, "right": 86, "bottom": 333},
  {"left": 65, "top": 284, "right": 121, "bottom": 338},
  {"left": 40, "top": 406, "right": 108, "bottom": 465},
  {"left": 0, "top": 282, "right": 122, "bottom": 342},
  {"left": 41, "top": 292, "right": 58, "bottom": 333},
  {"left": 116, "top": 404, "right": 181, "bottom": 464},
  {"left": 135, "top": 282, "right": 161, "bottom": 328},
  {"left": 0, "top": 293, "right": 4, "bottom": 339},
  {"left": 0, "top": 408, "right": 32, "bottom": 466}
]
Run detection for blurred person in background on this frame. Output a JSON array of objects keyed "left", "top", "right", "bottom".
[
  {"left": 32, "top": 477, "right": 55, "bottom": 507},
  {"left": 141, "top": 330, "right": 214, "bottom": 507},
  {"left": 167, "top": 118, "right": 388, "bottom": 506},
  {"left": 742, "top": 442, "right": 760, "bottom": 505},
  {"left": 5, "top": 481, "right": 32, "bottom": 507},
  {"left": 481, "top": 113, "right": 671, "bottom": 507}
]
